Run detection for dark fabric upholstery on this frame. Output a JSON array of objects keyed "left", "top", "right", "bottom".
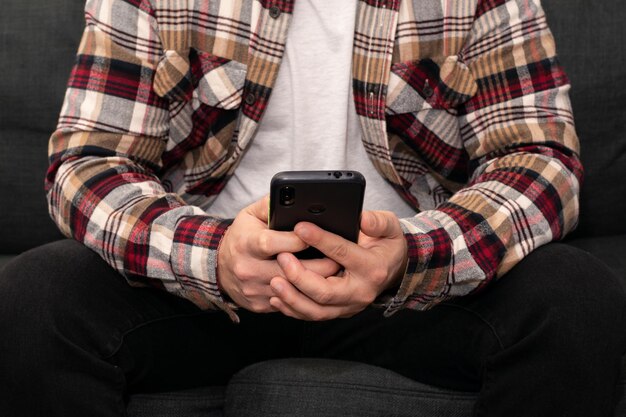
[
  {"left": 124, "top": 356, "right": 626, "bottom": 417},
  {"left": 0, "top": 256, "right": 13, "bottom": 273},
  {"left": 543, "top": 0, "right": 626, "bottom": 237},
  {"left": 126, "top": 387, "right": 225, "bottom": 417},
  {"left": 226, "top": 359, "right": 477, "bottom": 417},
  {"left": 0, "top": 0, "right": 82, "bottom": 252}
]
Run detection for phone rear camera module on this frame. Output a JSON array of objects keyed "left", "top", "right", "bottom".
[{"left": 279, "top": 186, "right": 296, "bottom": 206}]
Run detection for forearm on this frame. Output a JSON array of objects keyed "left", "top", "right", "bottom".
[
  {"left": 45, "top": 0, "right": 238, "bottom": 318},
  {"left": 46, "top": 143, "right": 236, "bottom": 317},
  {"left": 387, "top": 145, "right": 580, "bottom": 313},
  {"left": 382, "top": 0, "right": 582, "bottom": 315}
]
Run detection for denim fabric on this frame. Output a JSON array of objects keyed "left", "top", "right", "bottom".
[
  {"left": 567, "top": 234, "right": 626, "bottom": 291},
  {"left": 1, "top": 240, "right": 624, "bottom": 417}
]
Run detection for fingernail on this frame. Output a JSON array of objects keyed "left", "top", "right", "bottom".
[{"left": 277, "top": 253, "right": 289, "bottom": 268}]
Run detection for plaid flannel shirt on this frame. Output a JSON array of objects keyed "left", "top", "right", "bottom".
[{"left": 46, "top": 0, "right": 582, "bottom": 320}]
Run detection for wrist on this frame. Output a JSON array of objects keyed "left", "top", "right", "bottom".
[{"left": 215, "top": 224, "right": 232, "bottom": 300}]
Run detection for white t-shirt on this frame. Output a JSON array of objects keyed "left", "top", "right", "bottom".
[{"left": 208, "top": 0, "right": 417, "bottom": 219}]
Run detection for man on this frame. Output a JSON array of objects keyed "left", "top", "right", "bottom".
[{"left": 1, "top": 0, "right": 624, "bottom": 415}]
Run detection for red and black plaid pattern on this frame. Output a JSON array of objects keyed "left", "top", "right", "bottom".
[{"left": 47, "top": 0, "right": 581, "bottom": 318}]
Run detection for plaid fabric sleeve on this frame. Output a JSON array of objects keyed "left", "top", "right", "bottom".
[
  {"left": 383, "top": 0, "right": 582, "bottom": 315},
  {"left": 45, "top": 0, "right": 238, "bottom": 320}
]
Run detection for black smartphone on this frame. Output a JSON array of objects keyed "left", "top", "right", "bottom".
[{"left": 269, "top": 170, "right": 366, "bottom": 259}]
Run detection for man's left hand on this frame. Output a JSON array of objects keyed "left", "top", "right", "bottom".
[{"left": 269, "top": 211, "right": 408, "bottom": 321}]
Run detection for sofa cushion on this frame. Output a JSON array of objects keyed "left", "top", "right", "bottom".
[
  {"left": 0, "top": 255, "right": 14, "bottom": 273},
  {"left": 225, "top": 358, "right": 477, "bottom": 417},
  {"left": 543, "top": 0, "right": 626, "bottom": 238},
  {"left": 126, "top": 386, "right": 225, "bottom": 417},
  {"left": 227, "top": 357, "right": 624, "bottom": 417},
  {"left": 125, "top": 355, "right": 626, "bottom": 417}
]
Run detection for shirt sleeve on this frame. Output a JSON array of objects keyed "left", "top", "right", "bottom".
[
  {"left": 383, "top": 0, "right": 582, "bottom": 315},
  {"left": 45, "top": 0, "right": 238, "bottom": 321}
]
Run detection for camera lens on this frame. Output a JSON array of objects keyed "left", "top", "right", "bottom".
[
  {"left": 280, "top": 186, "right": 295, "bottom": 206},
  {"left": 333, "top": 171, "right": 342, "bottom": 178}
]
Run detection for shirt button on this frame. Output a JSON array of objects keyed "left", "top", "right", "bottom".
[
  {"left": 423, "top": 80, "right": 434, "bottom": 98},
  {"left": 244, "top": 92, "right": 257, "bottom": 106},
  {"left": 269, "top": 5, "right": 281, "bottom": 19}
]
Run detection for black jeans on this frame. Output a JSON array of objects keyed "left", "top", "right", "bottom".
[{"left": 0, "top": 239, "right": 625, "bottom": 416}]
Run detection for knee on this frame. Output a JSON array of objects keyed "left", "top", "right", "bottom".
[
  {"left": 0, "top": 240, "right": 112, "bottom": 341},
  {"left": 1, "top": 240, "right": 84, "bottom": 311},
  {"left": 503, "top": 243, "right": 626, "bottom": 347}
]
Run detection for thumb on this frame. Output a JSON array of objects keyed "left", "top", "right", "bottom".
[
  {"left": 246, "top": 194, "right": 270, "bottom": 223},
  {"left": 360, "top": 211, "right": 402, "bottom": 238}
]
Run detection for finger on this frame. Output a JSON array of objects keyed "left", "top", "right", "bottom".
[
  {"left": 248, "top": 229, "right": 309, "bottom": 258},
  {"left": 246, "top": 194, "right": 270, "bottom": 223},
  {"left": 277, "top": 253, "right": 352, "bottom": 305},
  {"left": 300, "top": 257, "right": 342, "bottom": 278},
  {"left": 249, "top": 259, "right": 342, "bottom": 285},
  {"left": 270, "top": 296, "right": 310, "bottom": 320},
  {"left": 223, "top": 278, "right": 278, "bottom": 313},
  {"left": 270, "top": 277, "right": 345, "bottom": 321},
  {"left": 234, "top": 259, "right": 289, "bottom": 284},
  {"left": 269, "top": 290, "right": 306, "bottom": 320},
  {"left": 360, "top": 211, "right": 403, "bottom": 239},
  {"left": 239, "top": 281, "right": 279, "bottom": 300},
  {"left": 242, "top": 297, "right": 279, "bottom": 314},
  {"left": 293, "top": 222, "right": 368, "bottom": 268}
]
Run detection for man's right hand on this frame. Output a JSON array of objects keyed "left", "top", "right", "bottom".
[{"left": 216, "top": 195, "right": 341, "bottom": 313}]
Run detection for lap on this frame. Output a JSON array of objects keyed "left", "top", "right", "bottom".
[
  {"left": 304, "top": 243, "right": 626, "bottom": 390},
  {"left": 0, "top": 239, "right": 305, "bottom": 391},
  {"left": 2, "top": 240, "right": 623, "bottom": 394}
]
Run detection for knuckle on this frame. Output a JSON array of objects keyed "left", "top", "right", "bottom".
[
  {"left": 232, "top": 262, "right": 251, "bottom": 281},
  {"left": 257, "top": 231, "right": 272, "bottom": 255},
  {"left": 310, "top": 236, "right": 321, "bottom": 247},
  {"left": 383, "top": 212, "right": 394, "bottom": 231},
  {"left": 241, "top": 286, "right": 256, "bottom": 298},
  {"left": 257, "top": 303, "right": 275, "bottom": 314},
  {"left": 315, "top": 290, "right": 332, "bottom": 305},
  {"left": 233, "top": 239, "right": 247, "bottom": 256},
  {"left": 331, "top": 243, "right": 349, "bottom": 260},
  {"left": 249, "top": 301, "right": 268, "bottom": 313},
  {"left": 288, "top": 271, "right": 301, "bottom": 286},
  {"left": 368, "top": 211, "right": 380, "bottom": 229},
  {"left": 372, "top": 210, "right": 396, "bottom": 235}
]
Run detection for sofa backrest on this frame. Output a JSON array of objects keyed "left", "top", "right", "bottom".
[
  {"left": 0, "top": 0, "right": 84, "bottom": 253},
  {"left": 543, "top": 0, "right": 626, "bottom": 238},
  {"left": 0, "top": 0, "right": 624, "bottom": 254}
]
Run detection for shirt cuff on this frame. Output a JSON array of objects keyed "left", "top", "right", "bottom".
[
  {"left": 170, "top": 216, "right": 240, "bottom": 322},
  {"left": 377, "top": 216, "right": 451, "bottom": 317}
]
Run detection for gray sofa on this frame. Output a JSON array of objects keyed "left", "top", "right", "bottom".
[{"left": 1, "top": 0, "right": 625, "bottom": 415}]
